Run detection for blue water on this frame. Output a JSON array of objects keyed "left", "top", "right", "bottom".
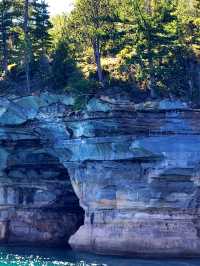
[{"left": 0, "top": 247, "right": 199, "bottom": 266}]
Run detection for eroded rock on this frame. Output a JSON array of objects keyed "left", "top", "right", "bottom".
[
  {"left": 66, "top": 96, "right": 200, "bottom": 257},
  {"left": 1, "top": 92, "right": 200, "bottom": 257},
  {"left": 0, "top": 93, "right": 83, "bottom": 246}
]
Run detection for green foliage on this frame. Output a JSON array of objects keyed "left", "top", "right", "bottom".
[
  {"left": 67, "top": 77, "right": 100, "bottom": 110},
  {"left": 0, "top": 0, "right": 52, "bottom": 79},
  {"left": 68, "top": 0, "right": 117, "bottom": 83},
  {"left": 51, "top": 41, "right": 76, "bottom": 89},
  {"left": 50, "top": 14, "right": 69, "bottom": 49},
  {"left": 122, "top": 0, "right": 186, "bottom": 96},
  {"left": 30, "top": 0, "right": 52, "bottom": 58},
  {"left": 0, "top": 0, "right": 200, "bottom": 101},
  {"left": 0, "top": 0, "right": 16, "bottom": 73}
]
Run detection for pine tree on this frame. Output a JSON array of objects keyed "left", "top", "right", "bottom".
[
  {"left": 70, "top": 0, "right": 115, "bottom": 86},
  {"left": 51, "top": 40, "right": 75, "bottom": 89},
  {"left": 127, "top": 0, "right": 187, "bottom": 97},
  {"left": 30, "top": 0, "right": 52, "bottom": 59},
  {"left": 23, "top": 0, "right": 31, "bottom": 92},
  {"left": 190, "top": 0, "right": 200, "bottom": 47},
  {"left": 0, "top": 0, "right": 14, "bottom": 74}
]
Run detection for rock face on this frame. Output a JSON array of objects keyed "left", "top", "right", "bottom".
[
  {"left": 66, "top": 96, "right": 200, "bottom": 257},
  {"left": 0, "top": 94, "right": 83, "bottom": 245},
  {"left": 1, "top": 91, "right": 200, "bottom": 257}
]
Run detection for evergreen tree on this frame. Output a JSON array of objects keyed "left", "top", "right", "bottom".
[
  {"left": 187, "top": 0, "right": 200, "bottom": 47},
  {"left": 125, "top": 0, "right": 188, "bottom": 97},
  {"left": 51, "top": 40, "right": 75, "bottom": 89},
  {"left": 0, "top": 0, "right": 14, "bottom": 74},
  {"left": 23, "top": 0, "right": 31, "bottom": 91},
  {"left": 8, "top": 0, "right": 25, "bottom": 66},
  {"left": 31, "top": 0, "right": 52, "bottom": 59},
  {"left": 70, "top": 0, "right": 115, "bottom": 85},
  {"left": 0, "top": 0, "right": 199, "bottom": 99}
]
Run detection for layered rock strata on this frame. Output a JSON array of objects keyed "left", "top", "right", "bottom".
[
  {"left": 0, "top": 94, "right": 83, "bottom": 245},
  {"left": 1, "top": 91, "right": 200, "bottom": 257},
  {"left": 67, "top": 96, "right": 200, "bottom": 257}
]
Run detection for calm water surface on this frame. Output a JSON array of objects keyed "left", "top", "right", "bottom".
[{"left": 0, "top": 246, "right": 199, "bottom": 266}]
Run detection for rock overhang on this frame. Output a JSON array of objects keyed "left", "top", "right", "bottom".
[{"left": 1, "top": 93, "right": 200, "bottom": 256}]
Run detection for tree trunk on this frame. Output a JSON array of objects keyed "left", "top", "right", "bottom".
[
  {"left": 147, "top": 44, "right": 156, "bottom": 98},
  {"left": 24, "top": 0, "right": 30, "bottom": 93},
  {"left": 148, "top": 76, "right": 156, "bottom": 98},
  {"left": 93, "top": 39, "right": 104, "bottom": 86},
  {"left": 2, "top": 28, "right": 8, "bottom": 74}
]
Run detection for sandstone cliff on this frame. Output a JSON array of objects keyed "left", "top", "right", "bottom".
[
  {"left": 0, "top": 94, "right": 83, "bottom": 245},
  {"left": 0, "top": 91, "right": 200, "bottom": 257}
]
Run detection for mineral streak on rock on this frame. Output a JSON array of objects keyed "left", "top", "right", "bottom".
[
  {"left": 0, "top": 93, "right": 83, "bottom": 246},
  {"left": 67, "top": 96, "right": 200, "bottom": 257},
  {"left": 1, "top": 91, "right": 200, "bottom": 257}
]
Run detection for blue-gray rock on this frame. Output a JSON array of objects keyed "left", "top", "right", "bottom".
[{"left": 1, "top": 92, "right": 200, "bottom": 257}]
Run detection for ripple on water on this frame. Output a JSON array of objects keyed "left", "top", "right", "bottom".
[
  {"left": 0, "top": 247, "right": 199, "bottom": 266},
  {"left": 0, "top": 252, "right": 105, "bottom": 266}
]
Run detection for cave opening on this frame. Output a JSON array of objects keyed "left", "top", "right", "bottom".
[{"left": 0, "top": 138, "right": 84, "bottom": 247}]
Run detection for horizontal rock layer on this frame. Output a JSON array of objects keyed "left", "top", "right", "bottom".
[
  {"left": 0, "top": 93, "right": 83, "bottom": 246},
  {"left": 67, "top": 97, "right": 200, "bottom": 257},
  {"left": 1, "top": 92, "right": 200, "bottom": 257}
]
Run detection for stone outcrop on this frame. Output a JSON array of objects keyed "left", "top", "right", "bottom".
[
  {"left": 67, "top": 96, "right": 200, "bottom": 257},
  {"left": 0, "top": 93, "right": 83, "bottom": 245},
  {"left": 1, "top": 90, "right": 200, "bottom": 257}
]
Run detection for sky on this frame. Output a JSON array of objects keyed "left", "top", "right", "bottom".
[{"left": 47, "top": 0, "right": 74, "bottom": 16}]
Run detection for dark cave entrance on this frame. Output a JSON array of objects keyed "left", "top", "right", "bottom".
[{"left": 0, "top": 138, "right": 84, "bottom": 247}]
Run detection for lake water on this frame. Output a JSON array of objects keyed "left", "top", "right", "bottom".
[{"left": 0, "top": 246, "right": 200, "bottom": 266}]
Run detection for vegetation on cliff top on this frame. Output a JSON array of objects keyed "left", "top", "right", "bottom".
[{"left": 0, "top": 0, "right": 200, "bottom": 104}]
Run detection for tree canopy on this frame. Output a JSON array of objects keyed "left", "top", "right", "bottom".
[{"left": 0, "top": 0, "right": 200, "bottom": 102}]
